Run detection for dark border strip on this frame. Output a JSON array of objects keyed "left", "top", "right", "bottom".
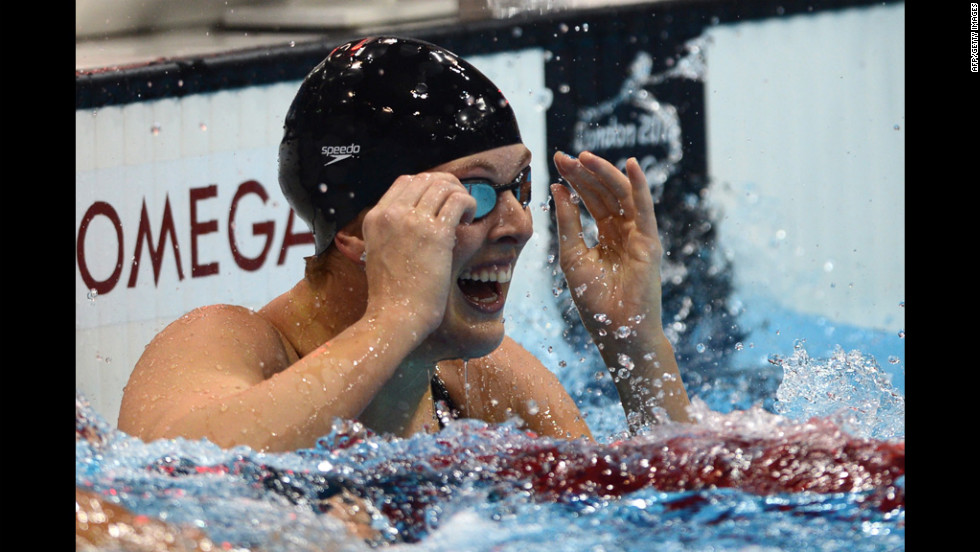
[{"left": 76, "top": 0, "right": 900, "bottom": 110}]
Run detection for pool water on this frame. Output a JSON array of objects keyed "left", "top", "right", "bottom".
[{"left": 75, "top": 296, "right": 904, "bottom": 552}]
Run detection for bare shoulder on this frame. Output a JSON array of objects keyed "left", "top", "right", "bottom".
[
  {"left": 477, "top": 335, "right": 571, "bottom": 395},
  {"left": 145, "top": 304, "right": 294, "bottom": 365},
  {"left": 438, "top": 335, "right": 593, "bottom": 440},
  {"left": 438, "top": 335, "right": 551, "bottom": 394},
  {"left": 159, "top": 303, "right": 273, "bottom": 334},
  {"left": 118, "top": 304, "right": 295, "bottom": 436}
]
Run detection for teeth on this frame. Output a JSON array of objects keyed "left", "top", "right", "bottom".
[{"left": 459, "top": 264, "right": 513, "bottom": 283}]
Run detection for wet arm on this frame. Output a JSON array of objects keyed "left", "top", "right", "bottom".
[
  {"left": 118, "top": 304, "right": 431, "bottom": 452},
  {"left": 551, "top": 151, "right": 693, "bottom": 431}
]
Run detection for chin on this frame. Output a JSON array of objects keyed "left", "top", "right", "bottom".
[
  {"left": 429, "top": 295, "right": 508, "bottom": 360},
  {"left": 464, "top": 325, "right": 506, "bottom": 359}
]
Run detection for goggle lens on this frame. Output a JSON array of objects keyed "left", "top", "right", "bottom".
[{"left": 462, "top": 166, "right": 531, "bottom": 220}]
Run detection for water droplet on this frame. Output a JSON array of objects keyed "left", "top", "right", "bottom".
[
  {"left": 318, "top": 183, "right": 328, "bottom": 193},
  {"left": 87, "top": 288, "right": 99, "bottom": 302},
  {"left": 696, "top": 343, "right": 706, "bottom": 353},
  {"left": 151, "top": 123, "right": 161, "bottom": 135},
  {"left": 409, "top": 82, "right": 429, "bottom": 99}
]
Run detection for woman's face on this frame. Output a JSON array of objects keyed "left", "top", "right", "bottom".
[{"left": 425, "top": 143, "right": 535, "bottom": 359}]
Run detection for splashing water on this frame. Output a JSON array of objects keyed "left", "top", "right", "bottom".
[
  {"left": 76, "top": 323, "right": 904, "bottom": 552},
  {"left": 771, "top": 341, "right": 905, "bottom": 442},
  {"left": 76, "top": 234, "right": 904, "bottom": 552}
]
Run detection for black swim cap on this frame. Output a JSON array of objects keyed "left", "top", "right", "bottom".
[{"left": 279, "top": 36, "right": 524, "bottom": 254}]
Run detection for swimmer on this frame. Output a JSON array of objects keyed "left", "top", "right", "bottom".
[{"left": 118, "top": 36, "right": 692, "bottom": 453}]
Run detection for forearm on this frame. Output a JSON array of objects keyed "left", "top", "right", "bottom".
[
  {"left": 594, "top": 328, "right": 692, "bottom": 431},
  {"left": 153, "top": 313, "right": 429, "bottom": 452}
]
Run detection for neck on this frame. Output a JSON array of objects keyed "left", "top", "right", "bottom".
[
  {"left": 357, "top": 354, "right": 438, "bottom": 436},
  {"left": 262, "top": 254, "right": 368, "bottom": 357}
]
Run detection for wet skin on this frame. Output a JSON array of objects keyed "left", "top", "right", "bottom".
[{"left": 118, "top": 145, "right": 689, "bottom": 453}]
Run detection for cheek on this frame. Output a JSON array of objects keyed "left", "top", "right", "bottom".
[{"left": 451, "top": 225, "right": 486, "bottom": 259}]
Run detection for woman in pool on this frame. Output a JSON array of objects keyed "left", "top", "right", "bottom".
[{"left": 118, "top": 36, "right": 692, "bottom": 453}]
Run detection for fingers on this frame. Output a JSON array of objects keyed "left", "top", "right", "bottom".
[
  {"left": 553, "top": 151, "right": 638, "bottom": 223},
  {"left": 414, "top": 173, "right": 477, "bottom": 224},
  {"left": 625, "top": 156, "right": 658, "bottom": 236},
  {"left": 550, "top": 182, "right": 593, "bottom": 274},
  {"left": 376, "top": 172, "right": 477, "bottom": 226}
]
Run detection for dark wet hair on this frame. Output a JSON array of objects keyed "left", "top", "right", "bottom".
[{"left": 279, "top": 36, "right": 524, "bottom": 254}]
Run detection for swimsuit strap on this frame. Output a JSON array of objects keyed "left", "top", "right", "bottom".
[{"left": 431, "top": 373, "right": 461, "bottom": 430}]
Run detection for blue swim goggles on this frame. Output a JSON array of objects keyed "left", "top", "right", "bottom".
[{"left": 460, "top": 166, "right": 532, "bottom": 220}]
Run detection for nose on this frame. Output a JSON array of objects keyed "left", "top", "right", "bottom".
[{"left": 485, "top": 189, "right": 533, "bottom": 246}]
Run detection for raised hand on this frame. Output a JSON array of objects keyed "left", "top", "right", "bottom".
[
  {"left": 551, "top": 151, "right": 691, "bottom": 428},
  {"left": 551, "top": 151, "right": 665, "bottom": 339}
]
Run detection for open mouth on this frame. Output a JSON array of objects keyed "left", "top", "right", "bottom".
[{"left": 457, "top": 264, "right": 513, "bottom": 312}]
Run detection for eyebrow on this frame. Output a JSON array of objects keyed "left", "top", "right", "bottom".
[
  {"left": 460, "top": 164, "right": 529, "bottom": 187},
  {"left": 453, "top": 149, "right": 532, "bottom": 180}
]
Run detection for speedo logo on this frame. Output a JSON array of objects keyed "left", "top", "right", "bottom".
[{"left": 320, "top": 143, "right": 361, "bottom": 166}]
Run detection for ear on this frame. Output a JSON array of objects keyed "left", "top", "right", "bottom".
[{"left": 332, "top": 230, "right": 367, "bottom": 266}]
